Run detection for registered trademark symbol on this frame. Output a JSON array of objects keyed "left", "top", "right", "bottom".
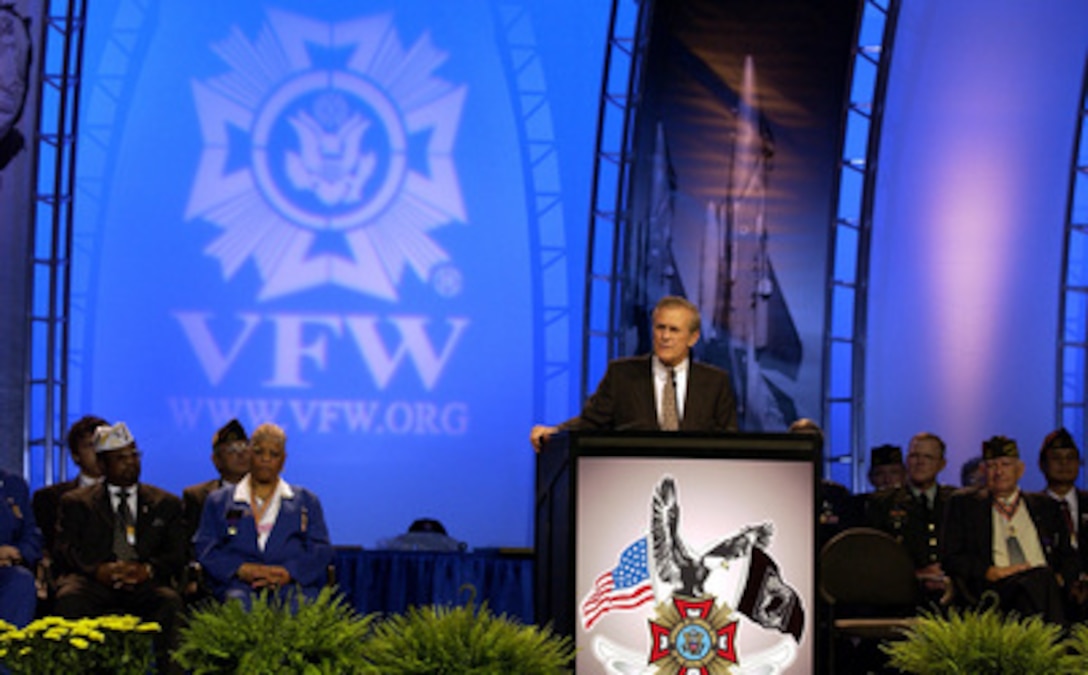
[{"left": 432, "top": 264, "right": 462, "bottom": 298}]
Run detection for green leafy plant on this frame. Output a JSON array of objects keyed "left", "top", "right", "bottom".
[
  {"left": 1061, "top": 622, "right": 1088, "bottom": 671},
  {"left": 0, "top": 614, "right": 159, "bottom": 675},
  {"left": 173, "top": 587, "right": 375, "bottom": 674},
  {"left": 882, "top": 604, "right": 1072, "bottom": 674},
  {"left": 360, "top": 600, "right": 575, "bottom": 674}
]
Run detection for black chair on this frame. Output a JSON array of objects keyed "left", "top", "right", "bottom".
[{"left": 819, "top": 527, "right": 923, "bottom": 673}]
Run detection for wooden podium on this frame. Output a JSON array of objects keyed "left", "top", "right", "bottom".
[{"left": 535, "top": 430, "right": 819, "bottom": 674}]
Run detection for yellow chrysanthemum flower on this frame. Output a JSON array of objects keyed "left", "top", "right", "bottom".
[{"left": 69, "top": 637, "right": 90, "bottom": 650}]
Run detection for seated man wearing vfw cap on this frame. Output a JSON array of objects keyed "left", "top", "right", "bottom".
[
  {"left": 1034, "top": 427, "right": 1088, "bottom": 620},
  {"left": 181, "top": 419, "right": 252, "bottom": 554},
  {"left": 54, "top": 422, "right": 186, "bottom": 671},
  {"left": 941, "top": 435, "right": 1076, "bottom": 624},
  {"left": 180, "top": 419, "right": 252, "bottom": 600}
]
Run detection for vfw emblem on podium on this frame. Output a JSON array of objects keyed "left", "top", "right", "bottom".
[
  {"left": 187, "top": 10, "right": 468, "bottom": 301},
  {"left": 582, "top": 477, "right": 804, "bottom": 674},
  {"left": 649, "top": 595, "right": 738, "bottom": 674}
]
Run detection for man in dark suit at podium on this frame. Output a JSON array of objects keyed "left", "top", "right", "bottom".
[{"left": 530, "top": 296, "right": 737, "bottom": 451}]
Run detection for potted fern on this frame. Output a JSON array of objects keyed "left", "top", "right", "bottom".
[
  {"left": 882, "top": 604, "right": 1072, "bottom": 674},
  {"left": 1062, "top": 623, "right": 1088, "bottom": 671},
  {"left": 360, "top": 600, "right": 575, "bottom": 674},
  {"left": 175, "top": 587, "right": 575, "bottom": 674},
  {"left": 172, "top": 588, "right": 374, "bottom": 674}
]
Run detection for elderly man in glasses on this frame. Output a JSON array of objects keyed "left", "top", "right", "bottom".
[{"left": 942, "top": 435, "right": 1074, "bottom": 624}]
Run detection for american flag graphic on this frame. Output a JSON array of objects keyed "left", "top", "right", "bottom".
[{"left": 581, "top": 537, "right": 655, "bottom": 630}]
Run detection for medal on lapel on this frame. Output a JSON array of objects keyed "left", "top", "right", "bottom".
[{"left": 226, "top": 508, "right": 243, "bottom": 536}]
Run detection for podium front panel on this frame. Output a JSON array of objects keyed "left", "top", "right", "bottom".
[{"left": 564, "top": 436, "right": 816, "bottom": 674}]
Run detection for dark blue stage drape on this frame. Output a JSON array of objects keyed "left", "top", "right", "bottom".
[{"left": 333, "top": 548, "right": 534, "bottom": 623}]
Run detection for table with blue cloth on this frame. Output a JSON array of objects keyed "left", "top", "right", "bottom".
[{"left": 333, "top": 547, "right": 534, "bottom": 624}]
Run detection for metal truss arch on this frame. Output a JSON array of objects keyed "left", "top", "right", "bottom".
[
  {"left": 826, "top": 0, "right": 899, "bottom": 489},
  {"left": 1058, "top": 55, "right": 1088, "bottom": 472}
]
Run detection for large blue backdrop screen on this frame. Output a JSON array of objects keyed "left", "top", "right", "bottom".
[{"left": 71, "top": 0, "right": 606, "bottom": 548}]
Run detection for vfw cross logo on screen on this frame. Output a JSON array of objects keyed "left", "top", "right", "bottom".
[
  {"left": 174, "top": 10, "right": 471, "bottom": 435},
  {"left": 186, "top": 10, "right": 466, "bottom": 300}
]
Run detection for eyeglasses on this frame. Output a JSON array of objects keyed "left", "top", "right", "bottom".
[{"left": 221, "top": 442, "right": 250, "bottom": 455}]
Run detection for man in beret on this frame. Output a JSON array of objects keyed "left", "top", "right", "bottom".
[
  {"left": 54, "top": 421, "right": 186, "bottom": 671},
  {"left": 866, "top": 432, "right": 956, "bottom": 602},
  {"left": 0, "top": 468, "right": 42, "bottom": 627},
  {"left": 867, "top": 444, "right": 906, "bottom": 491},
  {"left": 1035, "top": 427, "right": 1088, "bottom": 619},
  {"left": 941, "top": 435, "right": 1074, "bottom": 623}
]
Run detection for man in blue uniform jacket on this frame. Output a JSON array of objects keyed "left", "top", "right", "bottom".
[
  {"left": 194, "top": 422, "right": 332, "bottom": 605},
  {"left": 0, "top": 468, "right": 42, "bottom": 627}
]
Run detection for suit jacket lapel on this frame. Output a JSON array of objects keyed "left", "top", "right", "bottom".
[
  {"left": 1026, "top": 494, "right": 1053, "bottom": 532},
  {"left": 92, "top": 484, "right": 114, "bottom": 527},
  {"left": 680, "top": 365, "right": 697, "bottom": 431},
  {"left": 135, "top": 485, "right": 155, "bottom": 548},
  {"left": 228, "top": 493, "right": 260, "bottom": 553},
  {"left": 975, "top": 489, "right": 994, "bottom": 555},
  {"left": 641, "top": 357, "right": 660, "bottom": 430},
  {"left": 1077, "top": 491, "right": 1088, "bottom": 547},
  {"left": 266, "top": 493, "right": 296, "bottom": 553}
]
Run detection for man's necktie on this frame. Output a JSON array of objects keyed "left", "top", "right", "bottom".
[
  {"left": 112, "top": 489, "right": 138, "bottom": 561},
  {"left": 1006, "top": 534, "right": 1027, "bottom": 566},
  {"left": 660, "top": 368, "right": 679, "bottom": 431},
  {"left": 1060, "top": 500, "right": 1077, "bottom": 547}
]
